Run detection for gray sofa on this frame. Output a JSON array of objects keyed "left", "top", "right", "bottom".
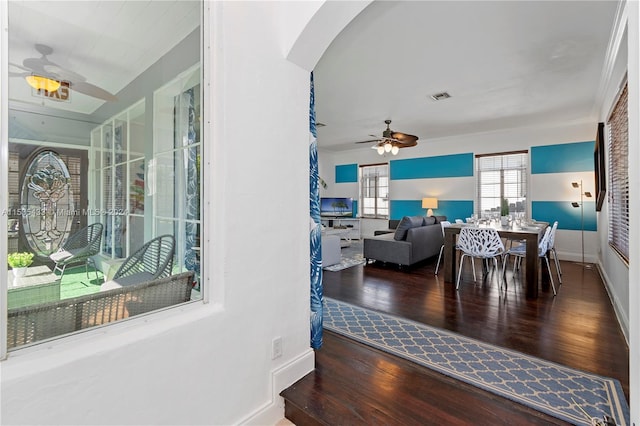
[{"left": 364, "top": 216, "right": 445, "bottom": 267}]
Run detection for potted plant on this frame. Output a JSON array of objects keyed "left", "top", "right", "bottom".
[
  {"left": 8, "top": 252, "right": 34, "bottom": 278},
  {"left": 500, "top": 198, "right": 510, "bottom": 226}
]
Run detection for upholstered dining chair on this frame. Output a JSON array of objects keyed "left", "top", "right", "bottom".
[
  {"left": 455, "top": 227, "right": 505, "bottom": 290},
  {"left": 503, "top": 226, "right": 557, "bottom": 296},
  {"left": 50, "top": 223, "right": 103, "bottom": 282}
]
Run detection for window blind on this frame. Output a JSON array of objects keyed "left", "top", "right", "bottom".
[
  {"left": 607, "top": 82, "right": 629, "bottom": 263},
  {"left": 476, "top": 152, "right": 528, "bottom": 217}
]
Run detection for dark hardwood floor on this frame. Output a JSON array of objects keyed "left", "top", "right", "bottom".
[{"left": 281, "top": 254, "right": 629, "bottom": 425}]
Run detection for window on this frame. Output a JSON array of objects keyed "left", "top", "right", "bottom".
[
  {"left": 360, "top": 164, "right": 389, "bottom": 218},
  {"left": 4, "top": 1, "right": 203, "bottom": 353},
  {"left": 607, "top": 81, "right": 628, "bottom": 263},
  {"left": 476, "top": 152, "right": 528, "bottom": 217}
]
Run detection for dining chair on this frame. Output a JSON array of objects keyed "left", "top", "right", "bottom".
[
  {"left": 455, "top": 227, "right": 505, "bottom": 290},
  {"left": 503, "top": 226, "right": 557, "bottom": 296},
  {"left": 548, "top": 221, "right": 562, "bottom": 283},
  {"left": 435, "top": 221, "right": 475, "bottom": 277}
]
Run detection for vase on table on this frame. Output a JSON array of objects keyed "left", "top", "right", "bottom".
[{"left": 12, "top": 267, "right": 28, "bottom": 278}]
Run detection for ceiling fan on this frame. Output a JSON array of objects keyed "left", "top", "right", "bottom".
[
  {"left": 354, "top": 119, "right": 418, "bottom": 155},
  {"left": 10, "top": 44, "right": 118, "bottom": 102}
]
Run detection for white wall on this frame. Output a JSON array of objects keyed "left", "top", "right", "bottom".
[{"left": 0, "top": 2, "right": 321, "bottom": 425}]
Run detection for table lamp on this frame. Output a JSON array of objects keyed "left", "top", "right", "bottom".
[{"left": 422, "top": 198, "right": 438, "bottom": 217}]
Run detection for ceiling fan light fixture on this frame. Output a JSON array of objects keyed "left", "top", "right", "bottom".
[
  {"left": 25, "top": 74, "right": 61, "bottom": 92},
  {"left": 384, "top": 141, "right": 392, "bottom": 152},
  {"left": 391, "top": 145, "right": 399, "bottom": 155},
  {"left": 377, "top": 145, "right": 385, "bottom": 155}
]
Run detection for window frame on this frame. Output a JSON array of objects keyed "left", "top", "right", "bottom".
[
  {"left": 475, "top": 151, "right": 529, "bottom": 218},
  {"left": 1, "top": 1, "right": 207, "bottom": 358},
  {"left": 359, "top": 163, "right": 389, "bottom": 219}
]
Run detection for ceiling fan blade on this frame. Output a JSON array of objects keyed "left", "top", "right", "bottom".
[
  {"left": 70, "top": 81, "right": 118, "bottom": 102},
  {"left": 354, "top": 139, "right": 380, "bottom": 144},
  {"left": 391, "top": 131, "right": 418, "bottom": 144},
  {"left": 43, "top": 64, "right": 87, "bottom": 83}
]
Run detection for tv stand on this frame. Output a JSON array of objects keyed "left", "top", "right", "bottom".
[{"left": 321, "top": 218, "right": 361, "bottom": 240}]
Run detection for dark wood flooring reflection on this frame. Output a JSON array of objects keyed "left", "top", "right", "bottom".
[{"left": 281, "top": 256, "right": 629, "bottom": 425}]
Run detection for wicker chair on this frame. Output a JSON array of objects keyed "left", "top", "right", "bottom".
[
  {"left": 108, "top": 235, "right": 175, "bottom": 288},
  {"left": 7, "top": 271, "right": 194, "bottom": 349},
  {"left": 50, "top": 223, "right": 103, "bottom": 282}
]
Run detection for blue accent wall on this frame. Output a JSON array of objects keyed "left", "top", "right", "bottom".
[
  {"left": 390, "top": 153, "right": 474, "bottom": 180},
  {"left": 390, "top": 199, "right": 474, "bottom": 221},
  {"left": 531, "top": 141, "right": 595, "bottom": 174},
  {"left": 531, "top": 201, "right": 596, "bottom": 231},
  {"left": 335, "top": 163, "right": 358, "bottom": 183}
]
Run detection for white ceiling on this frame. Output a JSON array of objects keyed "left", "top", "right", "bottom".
[
  {"left": 8, "top": 0, "right": 200, "bottom": 115},
  {"left": 314, "top": 1, "right": 622, "bottom": 152}
]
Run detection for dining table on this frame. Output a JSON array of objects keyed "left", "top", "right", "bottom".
[{"left": 442, "top": 221, "right": 550, "bottom": 299}]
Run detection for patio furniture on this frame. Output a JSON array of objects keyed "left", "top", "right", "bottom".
[
  {"left": 102, "top": 235, "right": 175, "bottom": 289},
  {"left": 50, "top": 223, "right": 103, "bottom": 282},
  {"left": 7, "top": 271, "right": 194, "bottom": 349},
  {"left": 8, "top": 265, "right": 61, "bottom": 309}
]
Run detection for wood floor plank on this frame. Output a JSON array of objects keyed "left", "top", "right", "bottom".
[{"left": 282, "top": 255, "right": 629, "bottom": 425}]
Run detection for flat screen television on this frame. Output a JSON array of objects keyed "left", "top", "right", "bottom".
[{"left": 320, "top": 197, "right": 354, "bottom": 217}]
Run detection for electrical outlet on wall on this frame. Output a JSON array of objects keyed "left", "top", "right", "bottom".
[{"left": 272, "top": 336, "right": 283, "bottom": 359}]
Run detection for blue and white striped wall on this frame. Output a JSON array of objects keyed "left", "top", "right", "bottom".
[
  {"left": 530, "top": 141, "right": 596, "bottom": 232},
  {"left": 333, "top": 143, "right": 595, "bottom": 229}
]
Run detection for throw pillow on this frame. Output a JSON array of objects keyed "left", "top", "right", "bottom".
[{"left": 394, "top": 215, "right": 424, "bottom": 240}]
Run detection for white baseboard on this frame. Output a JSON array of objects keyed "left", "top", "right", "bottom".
[
  {"left": 239, "top": 348, "right": 315, "bottom": 425},
  {"left": 594, "top": 261, "right": 629, "bottom": 344}
]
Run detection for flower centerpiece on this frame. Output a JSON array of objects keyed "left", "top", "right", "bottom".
[{"left": 8, "top": 252, "right": 34, "bottom": 277}]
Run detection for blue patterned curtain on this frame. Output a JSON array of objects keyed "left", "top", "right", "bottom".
[
  {"left": 309, "top": 72, "right": 323, "bottom": 349},
  {"left": 175, "top": 87, "right": 201, "bottom": 287}
]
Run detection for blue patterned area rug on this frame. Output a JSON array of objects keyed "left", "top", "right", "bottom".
[{"left": 323, "top": 297, "right": 629, "bottom": 426}]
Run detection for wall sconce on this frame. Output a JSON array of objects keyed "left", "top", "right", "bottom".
[
  {"left": 571, "top": 180, "right": 592, "bottom": 266},
  {"left": 422, "top": 197, "right": 438, "bottom": 217}
]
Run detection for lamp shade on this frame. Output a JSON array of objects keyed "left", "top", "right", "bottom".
[
  {"left": 422, "top": 198, "right": 438, "bottom": 209},
  {"left": 422, "top": 197, "right": 438, "bottom": 216}
]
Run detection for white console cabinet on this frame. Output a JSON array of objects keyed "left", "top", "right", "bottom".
[{"left": 321, "top": 218, "right": 361, "bottom": 240}]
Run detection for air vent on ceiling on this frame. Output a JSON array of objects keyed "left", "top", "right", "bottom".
[{"left": 430, "top": 92, "right": 451, "bottom": 101}]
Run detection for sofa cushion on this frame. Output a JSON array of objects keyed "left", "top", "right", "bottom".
[
  {"left": 423, "top": 216, "right": 436, "bottom": 226},
  {"left": 433, "top": 215, "right": 447, "bottom": 224},
  {"left": 394, "top": 215, "right": 424, "bottom": 241}
]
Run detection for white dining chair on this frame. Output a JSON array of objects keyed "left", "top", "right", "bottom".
[
  {"left": 435, "top": 221, "right": 475, "bottom": 277},
  {"left": 548, "top": 221, "right": 562, "bottom": 283},
  {"left": 455, "top": 227, "right": 505, "bottom": 290},
  {"left": 503, "top": 226, "right": 557, "bottom": 296}
]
